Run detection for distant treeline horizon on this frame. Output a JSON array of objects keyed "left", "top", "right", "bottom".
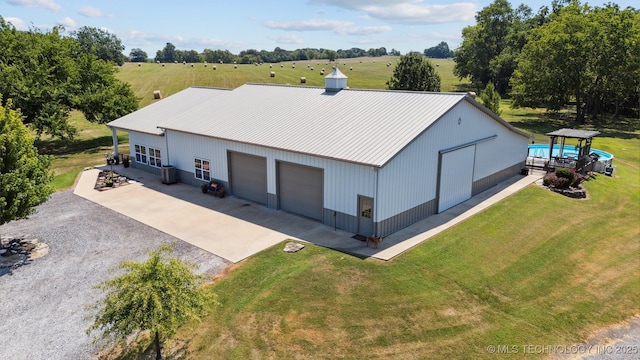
[{"left": 128, "top": 42, "right": 454, "bottom": 64}]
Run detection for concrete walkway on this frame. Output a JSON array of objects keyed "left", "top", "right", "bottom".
[{"left": 74, "top": 165, "right": 543, "bottom": 262}]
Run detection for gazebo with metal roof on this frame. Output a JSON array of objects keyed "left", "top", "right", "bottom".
[{"left": 546, "top": 128, "right": 600, "bottom": 173}]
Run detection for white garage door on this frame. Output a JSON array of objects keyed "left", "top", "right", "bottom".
[
  {"left": 228, "top": 152, "right": 267, "bottom": 204},
  {"left": 277, "top": 162, "right": 323, "bottom": 221},
  {"left": 438, "top": 145, "right": 475, "bottom": 213}
]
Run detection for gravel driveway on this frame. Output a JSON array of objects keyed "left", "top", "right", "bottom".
[{"left": 0, "top": 190, "right": 229, "bottom": 360}]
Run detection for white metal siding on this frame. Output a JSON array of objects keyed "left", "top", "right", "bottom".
[
  {"left": 439, "top": 145, "right": 475, "bottom": 212},
  {"left": 165, "top": 130, "right": 375, "bottom": 217},
  {"left": 127, "top": 132, "right": 167, "bottom": 163},
  {"left": 376, "top": 101, "right": 528, "bottom": 221}
]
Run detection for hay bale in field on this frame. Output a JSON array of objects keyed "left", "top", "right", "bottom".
[
  {"left": 153, "top": 90, "right": 162, "bottom": 99},
  {"left": 138, "top": 63, "right": 141, "bottom": 67},
  {"left": 270, "top": 71, "right": 275, "bottom": 77},
  {"left": 190, "top": 63, "right": 194, "bottom": 67},
  {"left": 350, "top": 67, "right": 353, "bottom": 71},
  {"left": 162, "top": 63, "right": 165, "bottom": 67},
  {"left": 234, "top": 64, "right": 237, "bottom": 69},
  {"left": 300, "top": 77, "right": 306, "bottom": 83},
  {"left": 213, "top": 65, "right": 217, "bottom": 70}
]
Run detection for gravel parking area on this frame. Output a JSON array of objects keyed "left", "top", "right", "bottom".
[{"left": 0, "top": 190, "right": 229, "bottom": 360}]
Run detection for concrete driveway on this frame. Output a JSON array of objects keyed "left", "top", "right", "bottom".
[{"left": 75, "top": 165, "right": 542, "bottom": 263}]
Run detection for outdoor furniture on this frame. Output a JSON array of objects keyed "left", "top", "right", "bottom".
[
  {"left": 201, "top": 181, "right": 225, "bottom": 198},
  {"left": 604, "top": 165, "right": 614, "bottom": 176}
]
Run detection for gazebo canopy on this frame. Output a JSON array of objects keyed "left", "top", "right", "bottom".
[{"left": 546, "top": 128, "right": 600, "bottom": 139}]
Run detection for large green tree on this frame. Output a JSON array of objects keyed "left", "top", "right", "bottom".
[
  {"left": 0, "top": 17, "right": 138, "bottom": 139},
  {"left": 424, "top": 41, "right": 453, "bottom": 58},
  {"left": 87, "top": 245, "right": 216, "bottom": 360},
  {"left": 511, "top": 2, "right": 640, "bottom": 123},
  {"left": 386, "top": 52, "right": 441, "bottom": 92},
  {"left": 155, "top": 42, "right": 177, "bottom": 63},
  {"left": 72, "top": 26, "right": 126, "bottom": 65},
  {"left": 129, "top": 48, "right": 148, "bottom": 63},
  {"left": 0, "top": 99, "right": 54, "bottom": 225},
  {"left": 453, "top": 0, "right": 538, "bottom": 95}
]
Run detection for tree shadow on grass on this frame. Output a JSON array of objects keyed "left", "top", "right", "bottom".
[
  {"left": 509, "top": 111, "right": 640, "bottom": 140},
  {"left": 35, "top": 135, "right": 122, "bottom": 156},
  {"left": 110, "top": 337, "right": 190, "bottom": 360}
]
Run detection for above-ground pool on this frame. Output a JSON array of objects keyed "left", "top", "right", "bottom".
[{"left": 527, "top": 144, "right": 614, "bottom": 172}]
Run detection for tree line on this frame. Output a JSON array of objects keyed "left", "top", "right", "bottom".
[
  {"left": 141, "top": 44, "right": 401, "bottom": 64},
  {"left": 131, "top": 42, "right": 457, "bottom": 65},
  {"left": 454, "top": 0, "right": 639, "bottom": 123}
]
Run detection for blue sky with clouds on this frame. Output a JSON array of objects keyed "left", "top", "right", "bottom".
[{"left": 1, "top": 0, "right": 636, "bottom": 57}]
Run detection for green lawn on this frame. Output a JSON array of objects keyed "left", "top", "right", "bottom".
[
  {"left": 169, "top": 132, "right": 638, "bottom": 359},
  {"left": 33, "top": 56, "right": 640, "bottom": 359}
]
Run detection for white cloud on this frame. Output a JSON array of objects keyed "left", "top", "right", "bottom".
[
  {"left": 363, "top": 3, "right": 476, "bottom": 24},
  {"left": 78, "top": 6, "right": 108, "bottom": 18},
  {"left": 57, "top": 17, "right": 75, "bottom": 28},
  {"left": 264, "top": 19, "right": 391, "bottom": 37},
  {"left": 343, "top": 26, "right": 392, "bottom": 36},
  {"left": 265, "top": 19, "right": 353, "bottom": 32},
  {"left": 6, "top": 0, "right": 61, "bottom": 11},
  {"left": 310, "top": 0, "right": 477, "bottom": 25},
  {"left": 5, "top": 17, "right": 28, "bottom": 30},
  {"left": 120, "top": 30, "right": 241, "bottom": 52},
  {"left": 270, "top": 34, "right": 304, "bottom": 45}
]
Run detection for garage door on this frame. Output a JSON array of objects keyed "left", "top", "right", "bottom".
[
  {"left": 438, "top": 145, "right": 475, "bottom": 213},
  {"left": 228, "top": 152, "right": 267, "bottom": 204},
  {"left": 277, "top": 162, "right": 323, "bottom": 221}
]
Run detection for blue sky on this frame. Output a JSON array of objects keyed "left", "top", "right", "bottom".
[{"left": 1, "top": 0, "right": 636, "bottom": 57}]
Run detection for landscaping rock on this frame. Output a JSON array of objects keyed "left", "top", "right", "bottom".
[
  {"left": 283, "top": 242, "right": 305, "bottom": 253},
  {"left": 0, "top": 235, "right": 49, "bottom": 269}
]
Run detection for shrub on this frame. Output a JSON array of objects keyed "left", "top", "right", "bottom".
[
  {"left": 571, "top": 172, "right": 585, "bottom": 187},
  {"left": 543, "top": 173, "right": 556, "bottom": 187},
  {"left": 543, "top": 173, "right": 571, "bottom": 189},
  {"left": 555, "top": 167, "right": 574, "bottom": 182}
]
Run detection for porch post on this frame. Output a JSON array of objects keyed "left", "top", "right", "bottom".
[
  {"left": 547, "top": 136, "right": 555, "bottom": 163},
  {"left": 110, "top": 127, "right": 119, "bottom": 157}
]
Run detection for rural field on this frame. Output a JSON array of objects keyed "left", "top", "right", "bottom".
[{"left": 36, "top": 57, "right": 639, "bottom": 359}]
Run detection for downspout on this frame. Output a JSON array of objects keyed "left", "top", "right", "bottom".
[
  {"left": 374, "top": 167, "right": 379, "bottom": 237},
  {"left": 161, "top": 128, "right": 171, "bottom": 166},
  {"left": 110, "top": 126, "right": 119, "bottom": 157}
]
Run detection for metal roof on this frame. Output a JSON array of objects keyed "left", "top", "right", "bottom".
[
  {"left": 546, "top": 128, "right": 600, "bottom": 139},
  {"left": 109, "top": 84, "right": 529, "bottom": 167},
  {"left": 107, "top": 87, "right": 231, "bottom": 135}
]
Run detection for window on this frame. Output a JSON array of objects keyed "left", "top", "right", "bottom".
[
  {"left": 194, "top": 158, "right": 210, "bottom": 181},
  {"left": 135, "top": 144, "right": 147, "bottom": 164},
  {"left": 148, "top": 147, "right": 161, "bottom": 168}
]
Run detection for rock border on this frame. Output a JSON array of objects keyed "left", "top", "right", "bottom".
[{"left": 0, "top": 235, "right": 49, "bottom": 271}]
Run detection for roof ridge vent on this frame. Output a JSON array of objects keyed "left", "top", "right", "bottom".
[{"left": 325, "top": 66, "right": 348, "bottom": 92}]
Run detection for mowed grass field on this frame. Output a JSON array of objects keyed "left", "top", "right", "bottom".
[
  {"left": 119, "top": 56, "right": 470, "bottom": 108},
  {"left": 35, "top": 57, "right": 639, "bottom": 359}
]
